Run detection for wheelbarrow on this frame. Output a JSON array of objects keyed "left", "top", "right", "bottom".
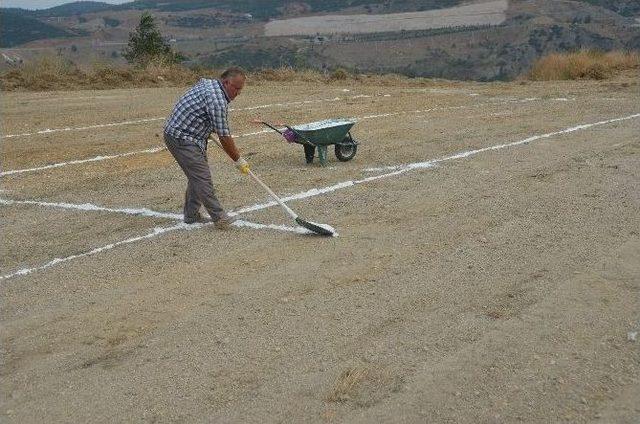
[{"left": 257, "top": 119, "right": 359, "bottom": 166}]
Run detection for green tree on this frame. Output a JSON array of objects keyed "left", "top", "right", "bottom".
[{"left": 123, "top": 12, "right": 177, "bottom": 66}]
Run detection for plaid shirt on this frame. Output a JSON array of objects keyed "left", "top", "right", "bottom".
[{"left": 164, "top": 78, "right": 231, "bottom": 152}]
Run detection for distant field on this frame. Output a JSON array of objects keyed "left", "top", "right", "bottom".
[{"left": 264, "top": 0, "right": 508, "bottom": 36}]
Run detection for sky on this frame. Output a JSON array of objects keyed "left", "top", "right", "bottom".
[{"left": 2, "top": 0, "right": 131, "bottom": 9}]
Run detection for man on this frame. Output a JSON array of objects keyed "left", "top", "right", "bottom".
[{"left": 164, "top": 67, "right": 250, "bottom": 229}]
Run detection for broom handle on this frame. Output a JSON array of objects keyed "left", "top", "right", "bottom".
[
  {"left": 209, "top": 136, "right": 299, "bottom": 220},
  {"left": 247, "top": 170, "right": 299, "bottom": 220}
]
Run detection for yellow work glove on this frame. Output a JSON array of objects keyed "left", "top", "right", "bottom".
[{"left": 235, "top": 157, "right": 250, "bottom": 175}]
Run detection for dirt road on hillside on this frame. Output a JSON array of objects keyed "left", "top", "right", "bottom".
[{"left": 1, "top": 75, "right": 639, "bottom": 423}]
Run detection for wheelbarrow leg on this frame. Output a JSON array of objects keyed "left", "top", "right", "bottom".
[
  {"left": 303, "top": 144, "right": 315, "bottom": 164},
  {"left": 317, "top": 146, "right": 328, "bottom": 166}
]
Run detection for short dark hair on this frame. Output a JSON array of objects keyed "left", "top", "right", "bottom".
[{"left": 220, "top": 66, "right": 246, "bottom": 80}]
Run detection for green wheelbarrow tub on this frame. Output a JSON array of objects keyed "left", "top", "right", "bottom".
[
  {"left": 290, "top": 119, "right": 359, "bottom": 165},
  {"left": 290, "top": 119, "right": 356, "bottom": 146},
  {"left": 259, "top": 119, "right": 359, "bottom": 165}
]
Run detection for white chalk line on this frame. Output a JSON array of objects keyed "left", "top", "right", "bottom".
[
  {"left": 233, "top": 220, "right": 311, "bottom": 235},
  {"left": 0, "top": 219, "right": 308, "bottom": 282},
  {"left": 0, "top": 198, "right": 181, "bottom": 220},
  {"left": 1, "top": 117, "right": 165, "bottom": 139},
  {"left": 0, "top": 93, "right": 564, "bottom": 140},
  {"left": 0, "top": 217, "right": 313, "bottom": 282},
  {"left": 10, "top": 95, "right": 126, "bottom": 102},
  {"left": 0, "top": 224, "right": 185, "bottom": 281},
  {"left": 0, "top": 147, "right": 166, "bottom": 177},
  {"left": 0, "top": 200, "right": 311, "bottom": 281},
  {"left": 0, "top": 93, "right": 388, "bottom": 140},
  {"left": 7, "top": 111, "right": 635, "bottom": 221},
  {"left": 0, "top": 127, "right": 274, "bottom": 176},
  {"left": 0, "top": 205, "right": 308, "bottom": 282},
  {"left": 1, "top": 112, "right": 635, "bottom": 282},
  {"left": 362, "top": 113, "right": 640, "bottom": 172},
  {"left": 197, "top": 112, "right": 640, "bottom": 217},
  {"left": 0, "top": 197, "right": 307, "bottom": 234},
  {"left": 1, "top": 97, "right": 571, "bottom": 177}
]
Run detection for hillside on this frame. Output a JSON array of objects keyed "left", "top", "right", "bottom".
[
  {"left": 203, "top": 0, "right": 640, "bottom": 80},
  {"left": 580, "top": 0, "right": 640, "bottom": 16},
  {"left": 37, "top": 1, "right": 116, "bottom": 16},
  {"left": 0, "top": 10, "right": 79, "bottom": 48},
  {"left": 0, "top": 0, "right": 638, "bottom": 80}
]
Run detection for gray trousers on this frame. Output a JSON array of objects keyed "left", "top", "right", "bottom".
[{"left": 164, "top": 133, "right": 225, "bottom": 221}]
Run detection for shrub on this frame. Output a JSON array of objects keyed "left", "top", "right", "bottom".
[
  {"left": 252, "top": 67, "right": 324, "bottom": 83},
  {"left": 329, "top": 68, "right": 349, "bottom": 81},
  {"left": 139, "top": 58, "right": 199, "bottom": 85},
  {"left": 0, "top": 56, "right": 86, "bottom": 90},
  {"left": 0, "top": 57, "right": 199, "bottom": 91},
  {"left": 0, "top": 62, "right": 423, "bottom": 91},
  {"left": 528, "top": 50, "right": 640, "bottom": 81}
]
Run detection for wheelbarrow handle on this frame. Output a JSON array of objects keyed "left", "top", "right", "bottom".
[
  {"left": 257, "top": 121, "right": 317, "bottom": 148},
  {"left": 284, "top": 126, "right": 317, "bottom": 147},
  {"left": 257, "top": 121, "right": 285, "bottom": 135}
]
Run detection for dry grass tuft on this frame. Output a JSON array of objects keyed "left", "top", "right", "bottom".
[
  {"left": 528, "top": 50, "right": 640, "bottom": 81},
  {"left": 251, "top": 67, "right": 326, "bottom": 83},
  {"left": 0, "top": 56, "right": 201, "bottom": 91},
  {"left": 251, "top": 66, "right": 428, "bottom": 86},
  {"left": 1, "top": 56, "right": 84, "bottom": 91},
  {"left": 326, "top": 367, "right": 370, "bottom": 403},
  {"left": 1, "top": 59, "right": 430, "bottom": 91},
  {"left": 329, "top": 68, "right": 349, "bottom": 81},
  {"left": 361, "top": 72, "right": 434, "bottom": 86},
  {"left": 326, "top": 365, "right": 404, "bottom": 406}
]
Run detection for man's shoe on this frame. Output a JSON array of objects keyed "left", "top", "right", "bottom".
[
  {"left": 214, "top": 214, "right": 238, "bottom": 230},
  {"left": 184, "top": 213, "right": 211, "bottom": 224}
]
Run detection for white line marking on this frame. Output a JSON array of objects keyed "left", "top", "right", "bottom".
[
  {"left": 0, "top": 94, "right": 567, "bottom": 140},
  {"left": 0, "top": 197, "right": 307, "bottom": 233},
  {"left": 1, "top": 113, "right": 635, "bottom": 282},
  {"left": 362, "top": 113, "right": 640, "bottom": 172},
  {"left": 0, "top": 198, "right": 182, "bottom": 220},
  {"left": 2, "top": 97, "right": 571, "bottom": 177},
  {"left": 0, "top": 147, "right": 165, "bottom": 177},
  {"left": 0, "top": 224, "right": 186, "bottom": 281},
  {"left": 231, "top": 113, "right": 640, "bottom": 214},
  {"left": 233, "top": 166, "right": 431, "bottom": 216},
  {"left": 0, "top": 219, "right": 310, "bottom": 281},
  {"left": 232, "top": 96, "right": 343, "bottom": 111},
  {"left": 1, "top": 118, "right": 165, "bottom": 139},
  {"left": 0, "top": 93, "right": 384, "bottom": 140},
  {"left": 0, "top": 129, "right": 274, "bottom": 176},
  {"left": 8, "top": 111, "right": 635, "bottom": 221},
  {"left": 16, "top": 95, "right": 125, "bottom": 102},
  {"left": 235, "top": 129, "right": 271, "bottom": 138},
  {"left": 234, "top": 220, "right": 311, "bottom": 234},
  {"left": 233, "top": 181, "right": 357, "bottom": 214}
]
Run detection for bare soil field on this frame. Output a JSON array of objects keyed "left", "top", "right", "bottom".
[
  {"left": 1, "top": 73, "right": 639, "bottom": 423},
  {"left": 264, "top": 0, "right": 508, "bottom": 36}
]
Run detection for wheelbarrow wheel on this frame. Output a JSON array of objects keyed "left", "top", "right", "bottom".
[{"left": 335, "top": 142, "right": 357, "bottom": 162}]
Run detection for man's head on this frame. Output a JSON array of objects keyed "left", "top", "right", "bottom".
[{"left": 220, "top": 67, "right": 246, "bottom": 101}]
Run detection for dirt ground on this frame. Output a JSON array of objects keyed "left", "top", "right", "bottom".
[{"left": 1, "top": 73, "right": 639, "bottom": 423}]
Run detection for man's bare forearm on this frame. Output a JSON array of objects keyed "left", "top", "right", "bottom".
[{"left": 218, "top": 135, "right": 240, "bottom": 161}]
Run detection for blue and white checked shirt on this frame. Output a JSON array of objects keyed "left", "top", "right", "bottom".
[{"left": 164, "top": 78, "right": 231, "bottom": 152}]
